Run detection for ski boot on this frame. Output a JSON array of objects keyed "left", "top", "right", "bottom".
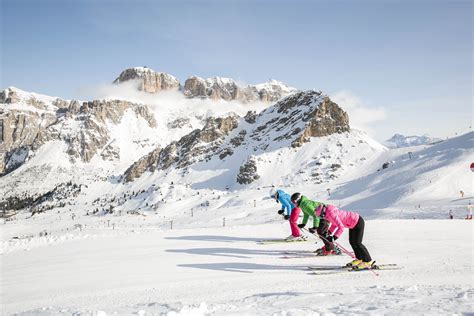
[
  {"left": 352, "top": 260, "right": 376, "bottom": 270},
  {"left": 345, "top": 259, "right": 362, "bottom": 268},
  {"left": 314, "top": 246, "right": 342, "bottom": 256},
  {"left": 285, "top": 235, "right": 307, "bottom": 242},
  {"left": 314, "top": 246, "right": 326, "bottom": 255}
]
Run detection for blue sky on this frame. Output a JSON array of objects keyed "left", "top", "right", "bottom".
[{"left": 1, "top": 0, "right": 472, "bottom": 140}]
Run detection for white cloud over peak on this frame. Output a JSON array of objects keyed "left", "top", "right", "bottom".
[{"left": 331, "top": 90, "right": 386, "bottom": 133}]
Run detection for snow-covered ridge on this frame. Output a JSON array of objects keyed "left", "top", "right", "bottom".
[
  {"left": 333, "top": 131, "right": 474, "bottom": 210},
  {"left": 255, "top": 78, "right": 297, "bottom": 94},
  {"left": 384, "top": 133, "right": 442, "bottom": 148},
  {"left": 0, "top": 86, "right": 69, "bottom": 113}
]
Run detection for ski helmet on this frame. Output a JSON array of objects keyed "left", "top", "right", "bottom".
[
  {"left": 269, "top": 187, "right": 279, "bottom": 201},
  {"left": 291, "top": 193, "right": 302, "bottom": 205}
]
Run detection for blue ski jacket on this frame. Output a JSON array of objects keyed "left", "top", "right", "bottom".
[{"left": 276, "top": 189, "right": 295, "bottom": 216}]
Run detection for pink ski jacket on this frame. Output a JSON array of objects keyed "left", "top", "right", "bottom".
[{"left": 315, "top": 204, "right": 360, "bottom": 238}]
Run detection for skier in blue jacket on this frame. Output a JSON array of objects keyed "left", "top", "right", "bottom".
[{"left": 270, "top": 188, "right": 307, "bottom": 241}]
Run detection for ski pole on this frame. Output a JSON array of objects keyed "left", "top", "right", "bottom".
[{"left": 301, "top": 227, "right": 319, "bottom": 242}]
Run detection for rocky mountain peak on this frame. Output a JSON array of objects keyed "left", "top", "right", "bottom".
[
  {"left": 183, "top": 76, "right": 297, "bottom": 103},
  {"left": 249, "top": 90, "right": 350, "bottom": 149},
  {"left": 113, "top": 67, "right": 180, "bottom": 93},
  {"left": 0, "top": 87, "right": 21, "bottom": 104}
]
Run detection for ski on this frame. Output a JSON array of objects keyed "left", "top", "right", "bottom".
[
  {"left": 283, "top": 250, "right": 317, "bottom": 254},
  {"left": 308, "top": 263, "right": 397, "bottom": 270},
  {"left": 281, "top": 254, "right": 318, "bottom": 259},
  {"left": 257, "top": 239, "right": 309, "bottom": 244},
  {"left": 281, "top": 252, "right": 344, "bottom": 259},
  {"left": 308, "top": 263, "right": 401, "bottom": 271},
  {"left": 310, "top": 265, "right": 402, "bottom": 275}
]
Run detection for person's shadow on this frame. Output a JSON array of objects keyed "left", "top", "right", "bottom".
[
  {"left": 166, "top": 247, "right": 284, "bottom": 259},
  {"left": 165, "top": 235, "right": 263, "bottom": 243},
  {"left": 177, "top": 262, "right": 310, "bottom": 273}
]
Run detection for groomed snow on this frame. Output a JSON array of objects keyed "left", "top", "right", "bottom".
[{"left": 1, "top": 216, "right": 472, "bottom": 315}]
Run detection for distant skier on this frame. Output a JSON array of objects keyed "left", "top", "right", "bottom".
[
  {"left": 466, "top": 207, "right": 473, "bottom": 220},
  {"left": 315, "top": 204, "right": 374, "bottom": 270},
  {"left": 449, "top": 209, "right": 453, "bottom": 219},
  {"left": 269, "top": 188, "right": 306, "bottom": 241},
  {"left": 291, "top": 193, "right": 341, "bottom": 256}
]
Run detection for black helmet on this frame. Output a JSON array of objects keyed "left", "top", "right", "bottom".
[{"left": 291, "top": 193, "right": 301, "bottom": 205}]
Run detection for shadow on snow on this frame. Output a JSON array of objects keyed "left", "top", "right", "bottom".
[
  {"left": 177, "top": 262, "right": 310, "bottom": 273},
  {"left": 165, "top": 235, "right": 263, "bottom": 243},
  {"left": 166, "top": 247, "right": 285, "bottom": 259}
]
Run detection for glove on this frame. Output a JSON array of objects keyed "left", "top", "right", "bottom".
[
  {"left": 277, "top": 210, "right": 284, "bottom": 215},
  {"left": 297, "top": 223, "right": 306, "bottom": 229},
  {"left": 325, "top": 234, "right": 338, "bottom": 242},
  {"left": 283, "top": 215, "right": 290, "bottom": 220},
  {"left": 308, "top": 227, "right": 317, "bottom": 234}
]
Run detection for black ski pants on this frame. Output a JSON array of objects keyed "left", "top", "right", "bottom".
[{"left": 349, "top": 216, "right": 372, "bottom": 262}]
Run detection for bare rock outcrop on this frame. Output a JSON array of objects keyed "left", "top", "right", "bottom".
[
  {"left": 249, "top": 90, "right": 350, "bottom": 148},
  {"left": 0, "top": 109, "right": 57, "bottom": 173},
  {"left": 290, "top": 96, "right": 350, "bottom": 147},
  {"left": 183, "top": 76, "right": 296, "bottom": 103},
  {"left": 123, "top": 146, "right": 162, "bottom": 182},
  {"left": 113, "top": 67, "right": 180, "bottom": 93},
  {"left": 167, "top": 118, "right": 191, "bottom": 129},
  {"left": 123, "top": 114, "right": 239, "bottom": 181},
  {"left": 0, "top": 88, "right": 20, "bottom": 104}
]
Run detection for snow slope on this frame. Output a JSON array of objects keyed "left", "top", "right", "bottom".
[{"left": 330, "top": 132, "right": 474, "bottom": 215}]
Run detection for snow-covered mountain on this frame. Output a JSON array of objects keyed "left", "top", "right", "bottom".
[
  {"left": 384, "top": 133, "right": 442, "bottom": 148},
  {"left": 0, "top": 68, "right": 472, "bottom": 220}
]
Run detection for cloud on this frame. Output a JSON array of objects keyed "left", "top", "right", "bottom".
[{"left": 330, "top": 90, "right": 387, "bottom": 133}]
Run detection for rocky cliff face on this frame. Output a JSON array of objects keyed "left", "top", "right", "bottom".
[
  {"left": 113, "top": 67, "right": 180, "bottom": 93},
  {"left": 0, "top": 88, "right": 20, "bottom": 104},
  {"left": 183, "top": 76, "right": 296, "bottom": 103},
  {"left": 123, "top": 114, "right": 240, "bottom": 181},
  {"left": 247, "top": 90, "right": 350, "bottom": 149},
  {"left": 123, "top": 146, "right": 162, "bottom": 182},
  {"left": 0, "top": 89, "right": 157, "bottom": 174},
  {"left": 112, "top": 67, "right": 296, "bottom": 103}
]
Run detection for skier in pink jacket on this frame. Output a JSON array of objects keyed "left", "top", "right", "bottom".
[{"left": 315, "top": 204, "right": 373, "bottom": 269}]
